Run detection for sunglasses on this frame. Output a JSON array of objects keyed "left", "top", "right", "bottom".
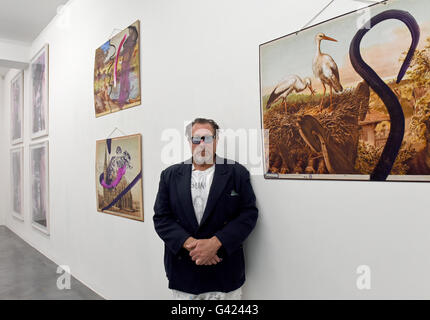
[{"left": 190, "top": 135, "right": 216, "bottom": 145}]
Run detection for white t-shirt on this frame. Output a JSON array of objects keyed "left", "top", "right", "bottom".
[{"left": 191, "top": 163, "right": 215, "bottom": 225}]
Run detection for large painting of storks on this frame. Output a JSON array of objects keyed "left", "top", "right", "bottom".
[{"left": 259, "top": 0, "right": 430, "bottom": 182}]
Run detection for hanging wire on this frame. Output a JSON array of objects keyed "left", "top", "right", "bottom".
[
  {"left": 296, "top": 0, "right": 335, "bottom": 35},
  {"left": 352, "top": 0, "right": 388, "bottom": 5},
  {"left": 295, "top": 0, "right": 388, "bottom": 35},
  {"left": 107, "top": 127, "right": 127, "bottom": 139}
]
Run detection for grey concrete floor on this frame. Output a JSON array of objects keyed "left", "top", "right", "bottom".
[{"left": 0, "top": 226, "right": 103, "bottom": 300}]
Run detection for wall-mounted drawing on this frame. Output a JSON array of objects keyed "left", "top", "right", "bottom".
[
  {"left": 11, "top": 71, "right": 24, "bottom": 145},
  {"left": 96, "top": 134, "right": 144, "bottom": 221},
  {"left": 94, "top": 20, "right": 141, "bottom": 117},
  {"left": 11, "top": 147, "right": 24, "bottom": 221},
  {"left": 30, "top": 44, "right": 49, "bottom": 140},
  {"left": 30, "top": 140, "right": 50, "bottom": 234}
]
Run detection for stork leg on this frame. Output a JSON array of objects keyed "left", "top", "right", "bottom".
[
  {"left": 283, "top": 98, "right": 287, "bottom": 113},
  {"left": 328, "top": 85, "right": 334, "bottom": 113},
  {"left": 319, "top": 83, "right": 326, "bottom": 112}
]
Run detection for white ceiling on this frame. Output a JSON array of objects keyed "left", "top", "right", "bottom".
[{"left": 0, "top": 0, "right": 69, "bottom": 43}]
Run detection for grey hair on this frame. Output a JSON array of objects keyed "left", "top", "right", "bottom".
[{"left": 185, "top": 118, "right": 220, "bottom": 138}]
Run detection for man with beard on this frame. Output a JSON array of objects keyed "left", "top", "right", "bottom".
[{"left": 153, "top": 118, "right": 258, "bottom": 300}]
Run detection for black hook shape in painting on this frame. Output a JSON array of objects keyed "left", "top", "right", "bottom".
[{"left": 349, "top": 9, "right": 420, "bottom": 181}]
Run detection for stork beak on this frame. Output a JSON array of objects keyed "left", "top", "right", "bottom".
[{"left": 322, "top": 35, "right": 337, "bottom": 42}]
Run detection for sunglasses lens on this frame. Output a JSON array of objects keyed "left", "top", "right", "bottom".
[
  {"left": 192, "top": 137, "right": 201, "bottom": 144},
  {"left": 204, "top": 136, "right": 214, "bottom": 143},
  {"left": 191, "top": 136, "right": 214, "bottom": 144}
]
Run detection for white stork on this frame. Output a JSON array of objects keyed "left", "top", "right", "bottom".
[
  {"left": 313, "top": 33, "right": 343, "bottom": 112},
  {"left": 266, "top": 75, "right": 315, "bottom": 112}
]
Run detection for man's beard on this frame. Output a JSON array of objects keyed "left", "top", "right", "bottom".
[{"left": 193, "top": 147, "right": 214, "bottom": 165}]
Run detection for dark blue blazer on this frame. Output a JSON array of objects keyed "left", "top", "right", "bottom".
[{"left": 153, "top": 155, "right": 258, "bottom": 294}]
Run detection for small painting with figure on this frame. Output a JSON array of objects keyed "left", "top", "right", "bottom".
[
  {"left": 95, "top": 134, "right": 144, "bottom": 221},
  {"left": 94, "top": 20, "right": 141, "bottom": 117}
]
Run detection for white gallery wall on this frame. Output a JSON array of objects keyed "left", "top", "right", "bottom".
[
  {"left": 1, "top": 0, "right": 430, "bottom": 299},
  {"left": 0, "top": 76, "right": 4, "bottom": 226}
]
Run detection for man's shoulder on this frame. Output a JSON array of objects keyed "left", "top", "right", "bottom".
[
  {"left": 221, "top": 157, "right": 250, "bottom": 177},
  {"left": 160, "top": 157, "right": 250, "bottom": 177},
  {"left": 161, "top": 162, "right": 185, "bottom": 176}
]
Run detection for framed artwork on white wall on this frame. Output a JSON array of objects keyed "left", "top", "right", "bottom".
[
  {"left": 94, "top": 20, "right": 141, "bottom": 117},
  {"left": 11, "top": 71, "right": 24, "bottom": 145},
  {"left": 11, "top": 147, "right": 24, "bottom": 221},
  {"left": 30, "top": 140, "right": 50, "bottom": 235},
  {"left": 30, "top": 44, "right": 49, "bottom": 140},
  {"left": 259, "top": 0, "right": 428, "bottom": 182},
  {"left": 95, "top": 134, "right": 144, "bottom": 221}
]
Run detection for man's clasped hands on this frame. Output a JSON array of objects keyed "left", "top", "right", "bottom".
[{"left": 183, "top": 236, "right": 223, "bottom": 266}]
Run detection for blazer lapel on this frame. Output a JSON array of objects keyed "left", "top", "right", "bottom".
[
  {"left": 198, "top": 156, "right": 230, "bottom": 228},
  {"left": 175, "top": 158, "right": 199, "bottom": 231}
]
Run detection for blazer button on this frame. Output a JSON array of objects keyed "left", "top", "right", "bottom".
[
  {"left": 224, "top": 221, "right": 228, "bottom": 225},
  {"left": 178, "top": 256, "right": 182, "bottom": 260}
]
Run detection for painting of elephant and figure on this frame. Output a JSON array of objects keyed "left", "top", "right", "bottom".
[{"left": 260, "top": 0, "right": 430, "bottom": 181}]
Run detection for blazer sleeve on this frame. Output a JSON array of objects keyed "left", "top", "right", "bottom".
[
  {"left": 153, "top": 169, "right": 191, "bottom": 256},
  {"left": 215, "top": 166, "right": 258, "bottom": 256}
]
